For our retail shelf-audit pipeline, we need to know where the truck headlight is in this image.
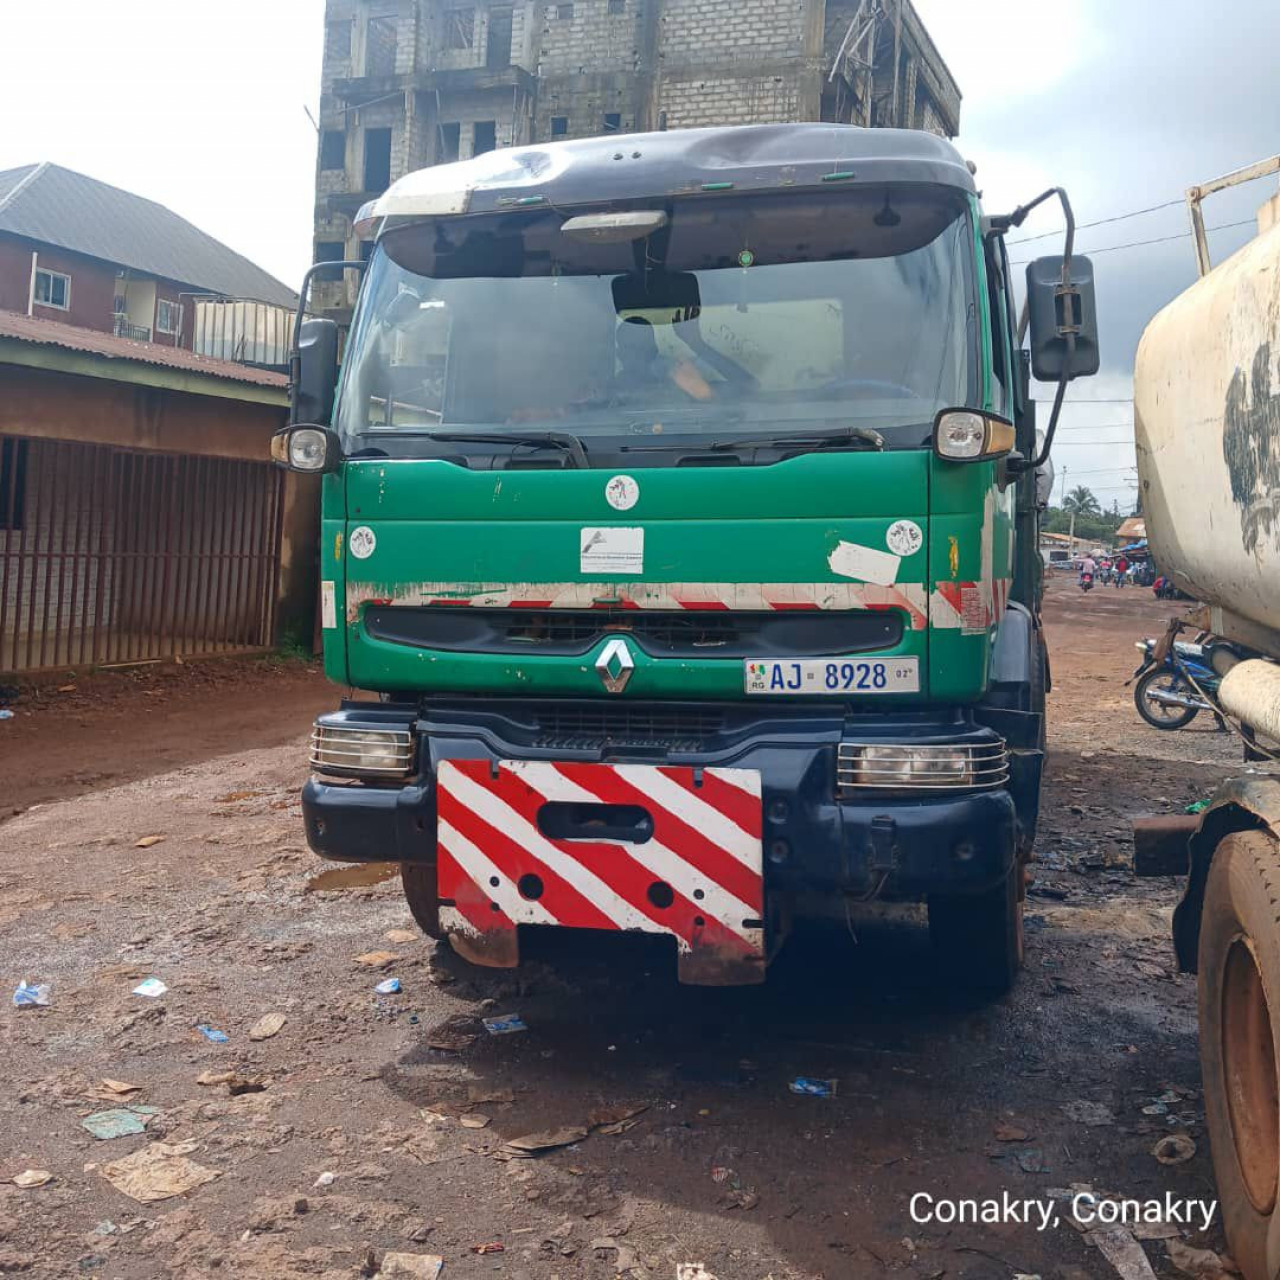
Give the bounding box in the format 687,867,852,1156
310,722,415,778
933,409,1016,462
836,740,1008,795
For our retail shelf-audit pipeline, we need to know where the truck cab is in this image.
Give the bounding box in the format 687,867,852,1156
278,124,1098,992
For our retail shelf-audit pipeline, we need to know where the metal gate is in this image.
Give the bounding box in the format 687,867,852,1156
0,435,285,674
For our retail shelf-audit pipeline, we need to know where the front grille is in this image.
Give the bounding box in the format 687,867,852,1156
835,739,1009,795
531,704,727,752
363,606,901,659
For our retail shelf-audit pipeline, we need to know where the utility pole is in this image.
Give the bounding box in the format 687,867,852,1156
1057,464,1068,507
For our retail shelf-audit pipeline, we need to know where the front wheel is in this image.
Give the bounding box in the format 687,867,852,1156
400,863,442,938
928,862,1024,996
1197,831,1280,1280
1134,668,1200,730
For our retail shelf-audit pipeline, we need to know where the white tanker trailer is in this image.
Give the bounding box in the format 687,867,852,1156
1134,156,1280,1280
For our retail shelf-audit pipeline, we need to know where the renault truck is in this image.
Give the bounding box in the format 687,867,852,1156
275,124,1099,993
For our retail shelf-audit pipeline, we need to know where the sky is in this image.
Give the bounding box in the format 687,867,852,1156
1,0,1277,513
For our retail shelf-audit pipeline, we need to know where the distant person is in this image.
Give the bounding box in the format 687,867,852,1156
1115,554,1129,587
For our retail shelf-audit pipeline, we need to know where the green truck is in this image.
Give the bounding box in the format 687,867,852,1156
277,124,1098,992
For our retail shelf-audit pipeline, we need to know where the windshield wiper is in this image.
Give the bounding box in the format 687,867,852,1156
392,429,589,469
710,425,886,453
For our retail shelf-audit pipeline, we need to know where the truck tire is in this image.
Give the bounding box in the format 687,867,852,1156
400,863,443,939
1197,830,1280,1280
928,862,1024,995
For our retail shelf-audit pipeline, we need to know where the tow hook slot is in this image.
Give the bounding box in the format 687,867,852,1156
537,801,654,845
868,814,898,873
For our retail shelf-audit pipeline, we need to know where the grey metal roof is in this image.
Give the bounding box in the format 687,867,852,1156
0,163,297,308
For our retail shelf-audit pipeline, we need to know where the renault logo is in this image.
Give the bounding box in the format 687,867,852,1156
595,637,635,694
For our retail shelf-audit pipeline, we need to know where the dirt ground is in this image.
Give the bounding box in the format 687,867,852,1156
0,575,1267,1279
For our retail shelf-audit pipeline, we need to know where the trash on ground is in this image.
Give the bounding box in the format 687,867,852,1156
132,978,167,998
497,1126,588,1159
592,1237,639,1270
589,1102,648,1133
425,1022,477,1053
710,1166,732,1183
1088,1224,1159,1280
0,709,13,721
11,1170,52,1188
995,1123,1031,1142
460,1113,491,1129
247,1012,286,1040
471,1241,505,1254
355,950,399,968
99,1142,220,1202
1152,1133,1197,1165
196,1025,229,1043
1061,1100,1116,1126
482,1013,526,1034
1016,1148,1050,1174
226,1074,267,1097
384,929,419,944
789,1077,837,1098
1142,1101,1169,1115
1184,800,1210,815
1165,1239,1237,1278
467,1085,515,1105
12,981,51,1008
196,1071,236,1087
134,835,165,848
375,978,402,995
99,1079,142,1096
82,1106,159,1140
313,1171,336,1188
374,1254,445,1279
677,1265,718,1280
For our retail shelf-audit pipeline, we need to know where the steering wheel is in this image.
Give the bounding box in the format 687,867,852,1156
815,376,919,400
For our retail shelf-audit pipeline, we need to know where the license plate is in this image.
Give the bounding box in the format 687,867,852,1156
744,657,920,695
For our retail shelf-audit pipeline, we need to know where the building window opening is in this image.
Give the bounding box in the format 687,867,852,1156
556,3,573,18
473,120,497,155
438,121,461,162
326,20,352,59
608,0,625,13
445,7,475,48
603,112,621,132
364,127,393,192
320,130,346,171
486,6,513,68
365,15,398,75
156,299,181,335
314,241,346,283
550,116,568,138
33,268,70,310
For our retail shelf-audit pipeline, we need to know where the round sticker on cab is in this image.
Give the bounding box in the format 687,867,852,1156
885,519,923,557
605,475,639,511
348,526,377,560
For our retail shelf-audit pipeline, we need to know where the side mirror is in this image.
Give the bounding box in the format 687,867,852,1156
290,317,340,426
271,425,342,474
1025,254,1099,381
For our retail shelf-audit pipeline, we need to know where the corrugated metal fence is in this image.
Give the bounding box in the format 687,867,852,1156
0,435,284,673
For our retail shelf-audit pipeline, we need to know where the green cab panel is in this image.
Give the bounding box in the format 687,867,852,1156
321,451,1009,703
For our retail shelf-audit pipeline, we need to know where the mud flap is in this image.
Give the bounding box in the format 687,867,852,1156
435,759,766,985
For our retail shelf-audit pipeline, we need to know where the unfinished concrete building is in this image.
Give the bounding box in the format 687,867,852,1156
313,0,961,319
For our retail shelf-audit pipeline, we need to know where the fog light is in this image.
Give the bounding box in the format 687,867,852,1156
310,722,414,778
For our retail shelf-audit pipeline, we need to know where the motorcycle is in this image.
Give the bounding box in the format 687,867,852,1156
1079,570,1095,592
1129,627,1235,730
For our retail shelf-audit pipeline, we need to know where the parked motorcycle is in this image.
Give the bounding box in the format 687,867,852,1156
1130,630,1236,730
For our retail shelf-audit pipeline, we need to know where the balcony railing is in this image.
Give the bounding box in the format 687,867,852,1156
112,317,152,342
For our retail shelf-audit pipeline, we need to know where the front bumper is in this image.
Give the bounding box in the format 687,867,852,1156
303,699,1026,902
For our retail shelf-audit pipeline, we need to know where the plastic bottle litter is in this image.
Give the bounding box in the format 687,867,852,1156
789,1077,838,1098
132,978,167,998
482,1013,527,1035
196,1025,229,1043
12,981,51,1008
0,709,14,721
374,978,402,995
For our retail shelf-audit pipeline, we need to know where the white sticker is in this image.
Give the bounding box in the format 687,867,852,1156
349,525,377,560
828,539,901,586
605,474,639,511
885,519,923,557
321,580,337,630
581,527,644,574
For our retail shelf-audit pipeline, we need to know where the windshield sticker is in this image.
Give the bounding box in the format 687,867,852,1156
886,519,924,557
827,540,901,587
321,581,337,630
605,475,640,511
348,526,377,560
581,527,644,575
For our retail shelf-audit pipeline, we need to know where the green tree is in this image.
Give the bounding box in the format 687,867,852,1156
1063,485,1101,516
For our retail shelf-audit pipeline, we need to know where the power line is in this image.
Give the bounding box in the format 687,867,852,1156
1006,198,1184,248
1033,397,1133,403
1051,438,1137,446
1009,217,1256,267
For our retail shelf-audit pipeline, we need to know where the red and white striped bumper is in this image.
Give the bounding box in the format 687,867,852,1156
436,759,766,985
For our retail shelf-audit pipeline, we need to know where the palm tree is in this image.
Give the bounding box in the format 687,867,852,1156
1063,485,1101,516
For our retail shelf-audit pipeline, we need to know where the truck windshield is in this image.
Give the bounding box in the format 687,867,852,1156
336,185,977,449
